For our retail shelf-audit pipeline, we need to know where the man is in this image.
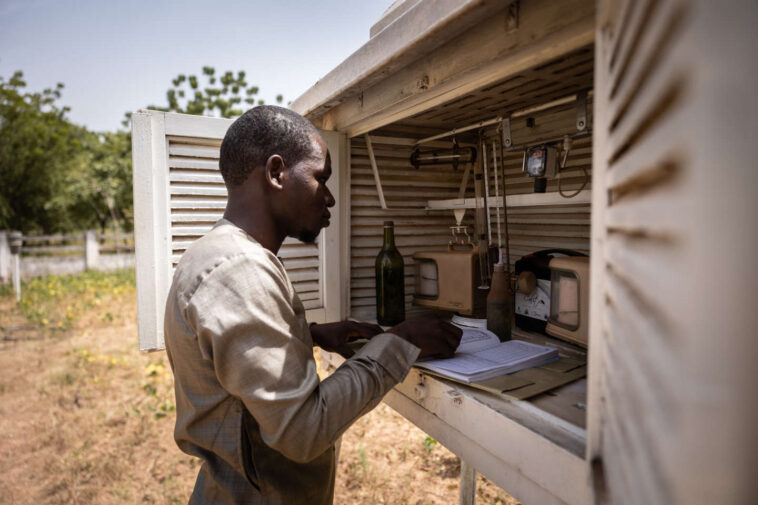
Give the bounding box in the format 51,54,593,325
164,105,462,505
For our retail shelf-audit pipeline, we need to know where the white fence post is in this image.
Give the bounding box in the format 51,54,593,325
9,231,23,301
0,231,9,284
84,230,100,270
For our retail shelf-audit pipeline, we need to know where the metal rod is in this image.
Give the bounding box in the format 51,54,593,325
505,130,592,153
414,90,593,147
472,160,490,289
415,154,467,161
498,128,513,287
481,139,492,243
492,142,502,254
511,90,594,119
364,134,388,210
457,164,471,199
415,116,503,146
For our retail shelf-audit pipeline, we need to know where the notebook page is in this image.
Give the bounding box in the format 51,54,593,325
454,327,501,354
470,340,554,366
419,353,503,375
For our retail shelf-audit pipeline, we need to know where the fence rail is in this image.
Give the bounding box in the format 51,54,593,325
0,230,135,283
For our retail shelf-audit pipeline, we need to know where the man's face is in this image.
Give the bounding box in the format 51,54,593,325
283,134,335,243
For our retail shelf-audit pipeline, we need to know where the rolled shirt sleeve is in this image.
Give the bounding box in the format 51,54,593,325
183,251,419,464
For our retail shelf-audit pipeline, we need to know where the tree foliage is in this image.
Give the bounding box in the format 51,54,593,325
61,130,133,233
1,66,283,234
149,66,283,118
0,71,132,234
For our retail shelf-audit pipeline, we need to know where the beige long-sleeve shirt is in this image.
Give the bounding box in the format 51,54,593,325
164,219,420,505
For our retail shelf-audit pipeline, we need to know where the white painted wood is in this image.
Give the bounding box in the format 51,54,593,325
318,128,347,322
132,111,347,348
388,375,588,505
291,0,509,119
314,1,594,136
370,0,421,38
163,111,232,139
588,1,758,503
132,111,171,351
321,348,588,504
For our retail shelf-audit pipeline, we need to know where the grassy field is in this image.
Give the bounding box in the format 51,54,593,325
0,270,518,504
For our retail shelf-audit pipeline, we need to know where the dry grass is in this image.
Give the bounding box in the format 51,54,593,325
0,270,518,504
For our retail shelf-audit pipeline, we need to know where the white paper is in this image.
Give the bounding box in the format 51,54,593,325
454,327,500,354
415,326,559,382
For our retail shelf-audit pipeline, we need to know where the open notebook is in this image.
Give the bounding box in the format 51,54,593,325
415,326,559,383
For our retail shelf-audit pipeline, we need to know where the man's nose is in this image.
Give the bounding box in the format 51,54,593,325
325,187,335,207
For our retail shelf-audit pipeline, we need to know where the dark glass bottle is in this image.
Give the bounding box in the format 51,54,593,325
375,221,405,326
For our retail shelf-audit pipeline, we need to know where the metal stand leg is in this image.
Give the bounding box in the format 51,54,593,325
460,459,477,505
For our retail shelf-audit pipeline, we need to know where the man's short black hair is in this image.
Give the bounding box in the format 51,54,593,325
219,105,319,186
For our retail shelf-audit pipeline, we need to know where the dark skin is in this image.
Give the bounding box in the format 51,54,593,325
224,133,462,360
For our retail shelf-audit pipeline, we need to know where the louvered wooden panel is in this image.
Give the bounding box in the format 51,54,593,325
166,136,323,310
350,125,592,320
589,0,758,503
349,136,464,321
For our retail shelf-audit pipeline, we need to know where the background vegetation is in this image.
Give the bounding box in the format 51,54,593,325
0,67,282,235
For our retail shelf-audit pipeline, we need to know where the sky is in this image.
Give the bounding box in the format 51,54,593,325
0,0,392,132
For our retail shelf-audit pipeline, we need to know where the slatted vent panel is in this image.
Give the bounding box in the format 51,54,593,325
167,136,323,310
349,136,463,321
350,121,592,320
592,0,707,502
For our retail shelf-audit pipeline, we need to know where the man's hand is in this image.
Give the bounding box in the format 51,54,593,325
310,320,385,358
389,314,462,359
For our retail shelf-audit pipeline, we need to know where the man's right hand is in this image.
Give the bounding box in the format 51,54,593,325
389,314,462,359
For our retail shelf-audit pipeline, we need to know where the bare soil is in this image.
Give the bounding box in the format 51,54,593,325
0,276,518,504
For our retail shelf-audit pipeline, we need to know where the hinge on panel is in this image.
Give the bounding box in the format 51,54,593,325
591,456,610,504
501,117,512,148
576,90,588,132
506,1,520,32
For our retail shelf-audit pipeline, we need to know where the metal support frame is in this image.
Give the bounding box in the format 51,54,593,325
460,459,477,505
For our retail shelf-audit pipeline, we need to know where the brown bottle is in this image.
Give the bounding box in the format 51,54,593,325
487,263,513,341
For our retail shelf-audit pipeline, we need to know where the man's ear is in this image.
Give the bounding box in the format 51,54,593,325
265,154,285,190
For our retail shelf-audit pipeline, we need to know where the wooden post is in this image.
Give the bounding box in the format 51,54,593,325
84,230,99,270
12,254,20,302
0,231,9,284
8,231,22,302
460,459,477,505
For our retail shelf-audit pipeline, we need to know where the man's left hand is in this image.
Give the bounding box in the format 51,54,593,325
310,321,385,358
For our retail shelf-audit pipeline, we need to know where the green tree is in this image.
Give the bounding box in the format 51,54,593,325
61,130,133,233
148,66,283,118
1,71,133,234
0,71,91,233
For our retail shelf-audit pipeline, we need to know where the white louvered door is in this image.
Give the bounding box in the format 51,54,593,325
132,111,345,351
588,1,758,504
